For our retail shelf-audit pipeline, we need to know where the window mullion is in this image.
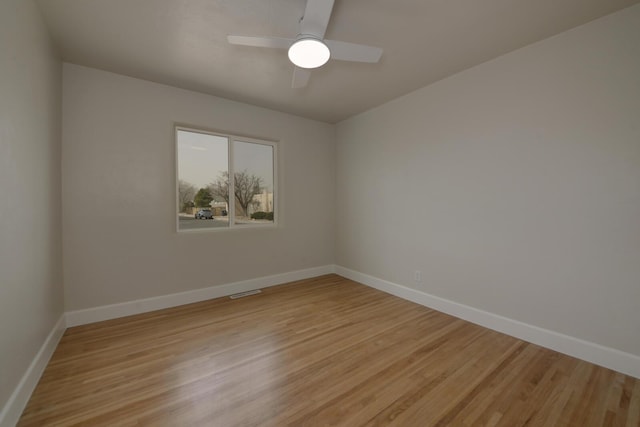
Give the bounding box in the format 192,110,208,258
228,136,235,227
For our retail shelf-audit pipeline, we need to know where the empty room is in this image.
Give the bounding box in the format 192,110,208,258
1,0,639,425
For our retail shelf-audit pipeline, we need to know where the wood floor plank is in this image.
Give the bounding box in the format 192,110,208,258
17,274,640,426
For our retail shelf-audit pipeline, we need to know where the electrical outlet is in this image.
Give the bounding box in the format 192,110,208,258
414,270,422,282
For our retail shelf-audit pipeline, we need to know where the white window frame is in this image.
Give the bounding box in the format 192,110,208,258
175,125,278,232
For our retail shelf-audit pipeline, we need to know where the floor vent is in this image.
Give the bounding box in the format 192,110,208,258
229,289,262,299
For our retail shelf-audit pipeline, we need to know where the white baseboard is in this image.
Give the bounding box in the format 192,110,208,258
66,265,336,327
335,265,640,379
0,314,66,427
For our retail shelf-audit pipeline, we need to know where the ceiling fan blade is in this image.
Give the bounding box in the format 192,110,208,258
227,35,294,49
300,0,335,39
292,67,312,88
324,39,383,63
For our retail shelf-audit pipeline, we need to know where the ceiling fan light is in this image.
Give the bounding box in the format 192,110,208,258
288,38,330,69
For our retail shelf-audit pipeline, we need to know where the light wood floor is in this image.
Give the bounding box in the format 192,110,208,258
19,274,640,426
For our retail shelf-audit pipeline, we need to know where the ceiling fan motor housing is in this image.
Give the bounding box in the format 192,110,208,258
288,36,331,69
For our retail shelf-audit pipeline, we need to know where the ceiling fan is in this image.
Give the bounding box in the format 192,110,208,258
227,0,383,89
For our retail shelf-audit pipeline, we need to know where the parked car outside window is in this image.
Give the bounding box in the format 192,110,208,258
195,209,214,219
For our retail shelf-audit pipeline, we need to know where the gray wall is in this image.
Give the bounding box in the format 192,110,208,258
336,5,640,357
62,64,336,310
0,0,63,412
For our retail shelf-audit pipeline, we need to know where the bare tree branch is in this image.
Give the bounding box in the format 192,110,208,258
178,179,196,211
234,171,263,217
209,172,230,205
208,170,263,217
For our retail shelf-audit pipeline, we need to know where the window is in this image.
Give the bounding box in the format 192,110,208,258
176,127,276,231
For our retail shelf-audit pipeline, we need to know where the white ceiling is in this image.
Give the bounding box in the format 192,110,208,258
37,0,639,123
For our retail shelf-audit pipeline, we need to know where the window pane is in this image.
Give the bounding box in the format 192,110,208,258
233,140,275,225
177,130,229,230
